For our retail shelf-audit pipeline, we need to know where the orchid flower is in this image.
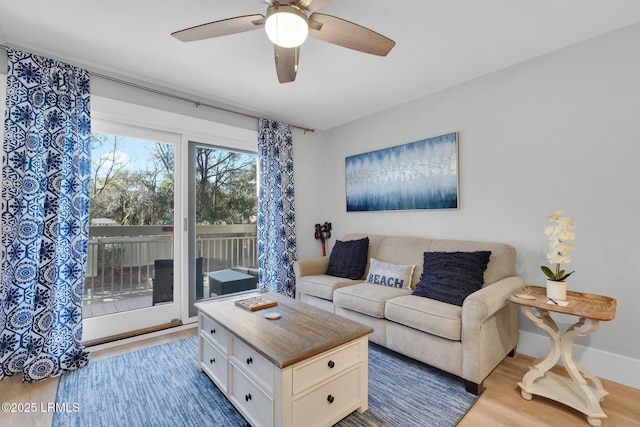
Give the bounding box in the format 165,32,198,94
541,211,576,281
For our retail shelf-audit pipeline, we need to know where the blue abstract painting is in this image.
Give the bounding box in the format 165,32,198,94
346,133,459,212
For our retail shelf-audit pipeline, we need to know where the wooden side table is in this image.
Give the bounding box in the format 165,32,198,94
510,285,617,427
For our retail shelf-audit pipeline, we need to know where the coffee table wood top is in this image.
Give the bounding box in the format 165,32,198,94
510,285,616,321
195,291,373,368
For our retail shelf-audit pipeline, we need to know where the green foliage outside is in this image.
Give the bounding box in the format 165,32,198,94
89,133,257,226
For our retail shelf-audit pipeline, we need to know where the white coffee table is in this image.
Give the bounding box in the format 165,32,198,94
196,291,373,427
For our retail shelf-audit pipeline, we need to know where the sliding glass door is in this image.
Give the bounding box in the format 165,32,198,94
187,142,258,317
81,125,257,339
82,121,181,343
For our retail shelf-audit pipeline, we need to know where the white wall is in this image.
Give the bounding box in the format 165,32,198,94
293,23,640,387
90,74,257,134
291,127,330,261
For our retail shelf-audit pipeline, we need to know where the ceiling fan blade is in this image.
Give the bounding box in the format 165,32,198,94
172,14,265,42
297,0,332,13
308,13,395,56
274,45,299,83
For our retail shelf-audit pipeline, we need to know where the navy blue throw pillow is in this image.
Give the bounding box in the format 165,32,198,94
412,251,491,306
326,237,370,280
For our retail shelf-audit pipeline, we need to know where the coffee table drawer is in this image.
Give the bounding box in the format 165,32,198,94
230,363,273,427
292,341,360,394
231,337,275,392
292,367,360,427
201,314,228,352
200,335,228,392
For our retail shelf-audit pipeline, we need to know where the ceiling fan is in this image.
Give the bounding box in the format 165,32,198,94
171,0,396,83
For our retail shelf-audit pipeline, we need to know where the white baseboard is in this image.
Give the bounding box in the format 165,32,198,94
516,329,640,390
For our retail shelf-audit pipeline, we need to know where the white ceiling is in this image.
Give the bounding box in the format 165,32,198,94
1,0,640,130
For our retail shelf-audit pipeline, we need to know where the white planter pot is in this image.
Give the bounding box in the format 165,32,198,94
546,279,567,300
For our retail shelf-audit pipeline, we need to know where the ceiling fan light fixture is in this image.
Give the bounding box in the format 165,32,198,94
265,5,309,48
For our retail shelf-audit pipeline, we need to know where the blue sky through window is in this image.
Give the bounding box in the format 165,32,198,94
91,133,170,176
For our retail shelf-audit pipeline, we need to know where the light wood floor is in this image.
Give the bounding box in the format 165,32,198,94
1,328,638,427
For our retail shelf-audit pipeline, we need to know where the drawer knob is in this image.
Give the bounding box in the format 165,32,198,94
210,328,216,334
328,360,335,369
209,358,215,364
246,357,253,365
327,395,335,404
245,393,252,402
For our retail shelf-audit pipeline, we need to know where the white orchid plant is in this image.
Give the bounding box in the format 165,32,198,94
541,211,576,282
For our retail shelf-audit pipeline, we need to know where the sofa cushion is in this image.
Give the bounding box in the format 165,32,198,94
385,295,462,341
412,251,491,306
297,275,363,301
326,237,370,280
334,283,411,318
365,258,415,290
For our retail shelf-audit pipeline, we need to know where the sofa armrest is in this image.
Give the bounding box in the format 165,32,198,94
294,256,330,278
463,276,524,320
461,275,524,384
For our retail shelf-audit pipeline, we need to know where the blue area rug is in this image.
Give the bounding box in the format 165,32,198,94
54,336,476,426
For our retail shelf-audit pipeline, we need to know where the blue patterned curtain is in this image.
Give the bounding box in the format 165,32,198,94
0,49,91,382
257,118,297,297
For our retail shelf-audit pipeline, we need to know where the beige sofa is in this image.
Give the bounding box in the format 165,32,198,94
294,234,523,395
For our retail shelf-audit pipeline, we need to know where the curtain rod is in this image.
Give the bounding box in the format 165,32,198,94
0,44,314,133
